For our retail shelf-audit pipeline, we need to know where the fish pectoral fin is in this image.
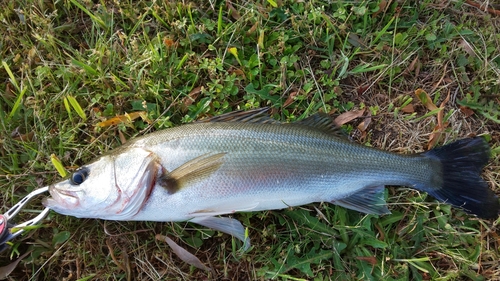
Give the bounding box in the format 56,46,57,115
332,185,391,215
158,152,226,194
191,216,250,251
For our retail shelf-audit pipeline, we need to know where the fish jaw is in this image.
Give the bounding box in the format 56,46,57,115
43,185,81,215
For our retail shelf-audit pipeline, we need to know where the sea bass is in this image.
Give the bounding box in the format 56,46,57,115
43,108,500,247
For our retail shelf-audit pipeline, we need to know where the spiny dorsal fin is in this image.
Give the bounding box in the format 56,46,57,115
294,113,347,138
198,108,347,138
197,107,279,124
158,152,226,194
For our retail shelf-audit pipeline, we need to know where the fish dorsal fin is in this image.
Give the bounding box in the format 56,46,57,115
158,152,226,194
295,113,346,138
197,107,279,124
332,185,390,215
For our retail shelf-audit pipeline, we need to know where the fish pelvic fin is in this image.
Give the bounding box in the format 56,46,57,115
158,152,226,194
422,137,499,219
191,216,250,251
333,185,391,215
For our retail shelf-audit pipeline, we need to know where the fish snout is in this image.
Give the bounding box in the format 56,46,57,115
43,185,81,210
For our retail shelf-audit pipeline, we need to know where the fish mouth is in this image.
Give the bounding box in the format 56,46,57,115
42,185,80,209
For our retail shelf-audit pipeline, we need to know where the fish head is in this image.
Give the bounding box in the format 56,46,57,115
43,148,159,220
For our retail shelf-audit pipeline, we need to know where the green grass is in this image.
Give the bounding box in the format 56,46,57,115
1,0,499,280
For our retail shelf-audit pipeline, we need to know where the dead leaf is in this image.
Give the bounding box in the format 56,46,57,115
407,56,418,72
226,0,241,20
0,250,32,279
427,121,449,150
283,91,299,108
97,111,147,127
404,56,420,77
181,86,203,112
163,38,175,48
118,130,127,145
372,0,389,17
357,112,371,140
156,234,212,272
414,89,438,111
374,223,385,241
4,82,15,99
246,21,259,35
228,67,246,79
356,256,377,266
427,90,451,149
458,39,474,56
356,85,369,95
437,90,451,126
357,113,371,132
401,104,414,113
334,109,365,126
460,106,474,117
12,131,35,142
430,64,448,94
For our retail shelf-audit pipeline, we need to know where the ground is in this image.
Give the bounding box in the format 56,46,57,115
0,0,499,280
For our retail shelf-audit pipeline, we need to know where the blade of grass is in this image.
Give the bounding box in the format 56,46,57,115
69,0,107,29
50,154,67,177
66,96,87,121
7,87,27,121
71,59,98,77
2,61,20,92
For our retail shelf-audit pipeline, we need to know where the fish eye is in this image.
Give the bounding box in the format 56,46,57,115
70,167,89,185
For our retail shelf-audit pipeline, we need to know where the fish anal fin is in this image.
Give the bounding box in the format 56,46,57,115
197,107,279,124
191,216,250,251
295,113,347,138
158,152,226,194
333,185,390,215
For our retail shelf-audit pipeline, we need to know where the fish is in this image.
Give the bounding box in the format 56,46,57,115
42,108,500,248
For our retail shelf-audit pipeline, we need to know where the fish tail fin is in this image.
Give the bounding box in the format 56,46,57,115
422,137,499,219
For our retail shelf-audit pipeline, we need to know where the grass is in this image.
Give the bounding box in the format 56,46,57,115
1,0,499,280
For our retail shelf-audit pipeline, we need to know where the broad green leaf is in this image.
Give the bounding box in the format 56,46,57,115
52,231,71,246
